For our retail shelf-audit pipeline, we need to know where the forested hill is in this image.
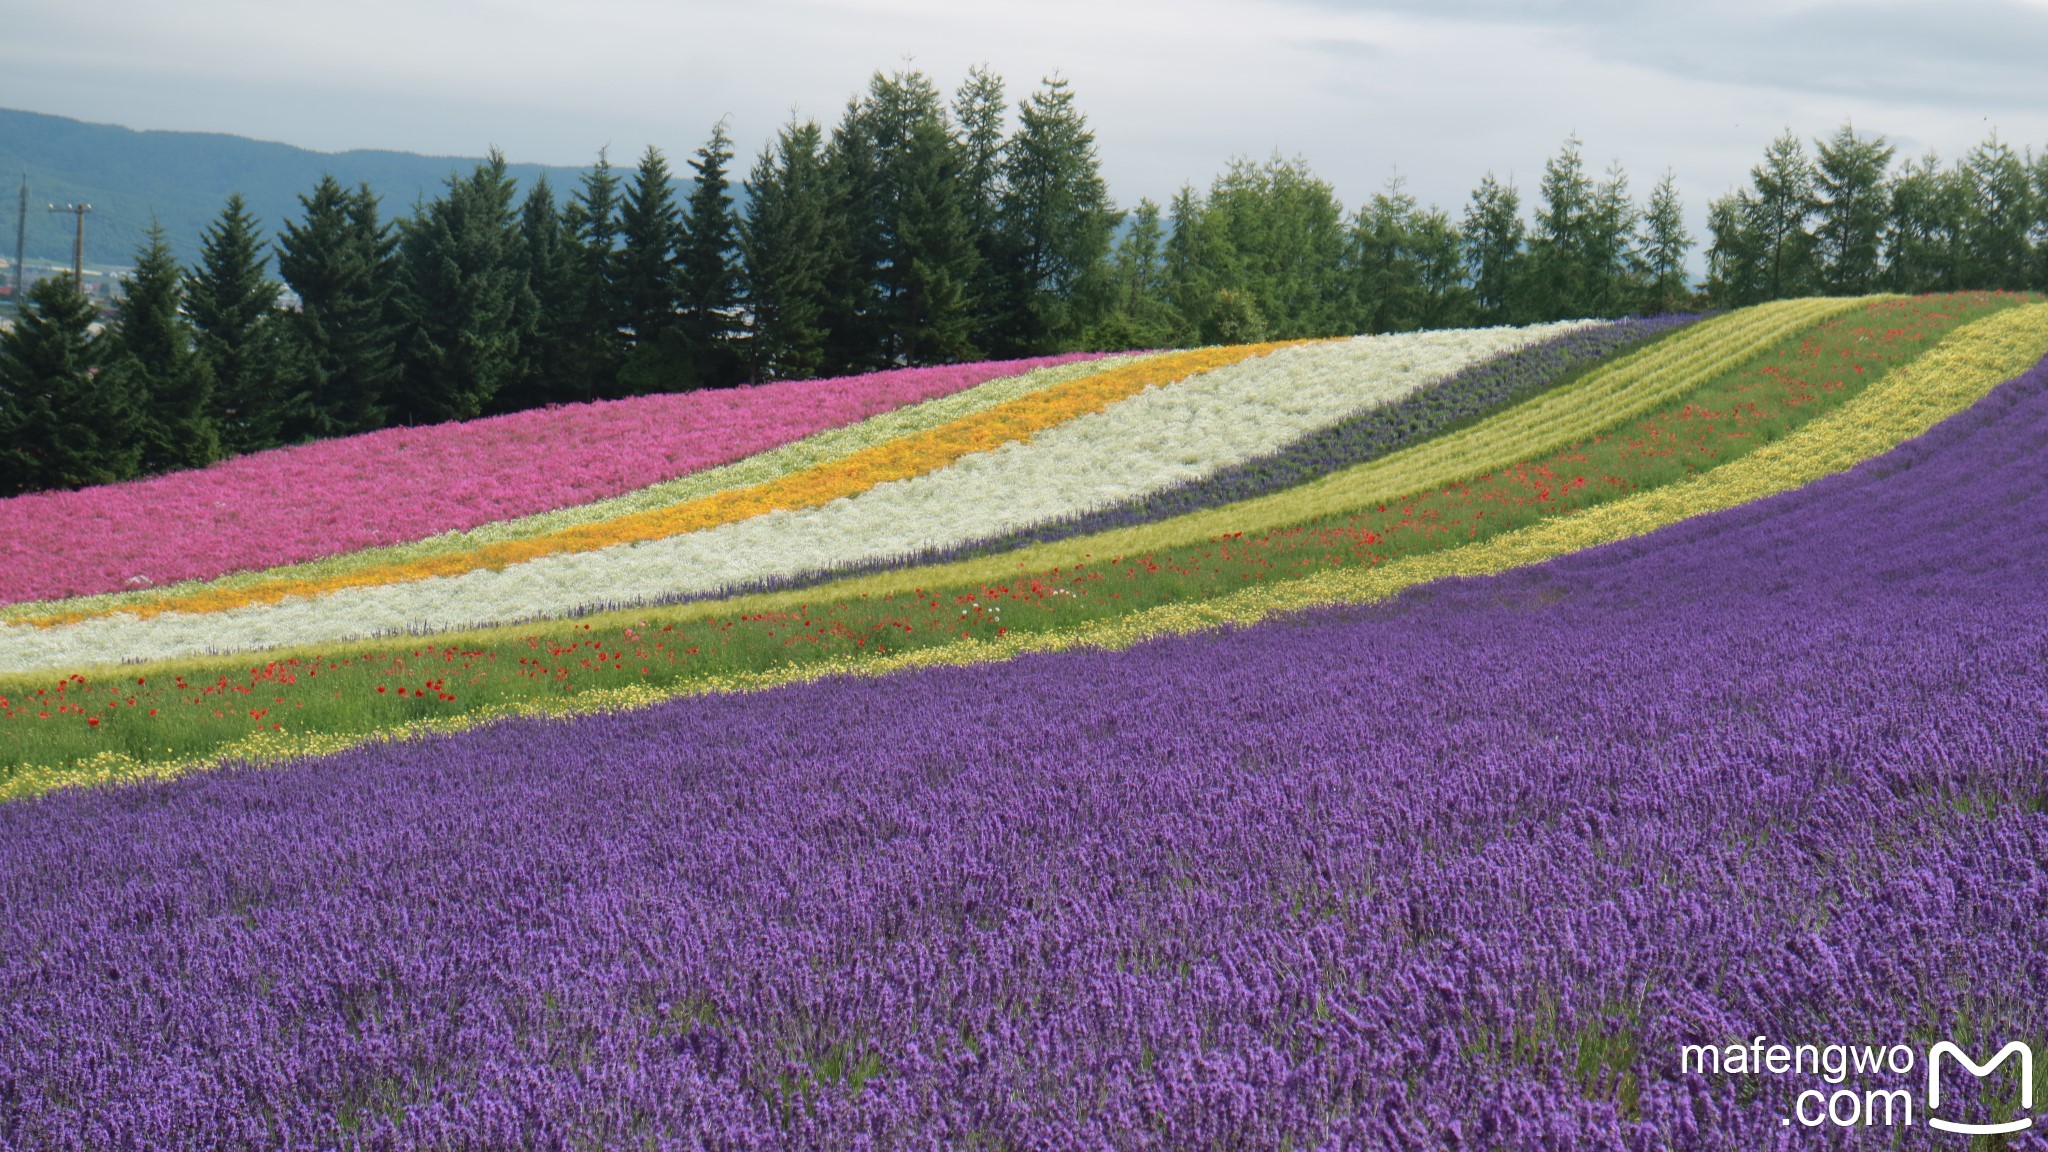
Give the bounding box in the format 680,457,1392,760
0,107,593,269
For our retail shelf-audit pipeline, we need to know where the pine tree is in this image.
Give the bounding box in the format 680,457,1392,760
0,275,138,492
1585,164,1640,316
1886,152,1971,293
1409,207,1474,330
820,93,889,374
823,72,981,368
1350,177,1423,334
1201,156,1348,339
741,120,835,382
560,151,625,402
277,176,401,437
109,224,219,473
954,65,1010,350
1086,196,1174,350
1162,185,1214,344
1705,189,1768,307
1812,124,1894,294
1748,131,1818,300
2034,151,2048,292
1528,136,1597,319
679,123,745,387
498,175,578,410
614,144,686,394
892,112,980,363
1638,171,1694,312
997,75,1117,353
1962,135,2035,290
392,151,530,423
186,194,291,453
1462,173,1526,325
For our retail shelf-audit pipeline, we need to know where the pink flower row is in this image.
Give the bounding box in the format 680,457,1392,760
2,355,1105,606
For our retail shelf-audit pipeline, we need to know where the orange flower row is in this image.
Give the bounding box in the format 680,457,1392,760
30,342,1302,628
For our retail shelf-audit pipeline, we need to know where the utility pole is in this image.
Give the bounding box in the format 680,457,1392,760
48,202,92,288
11,176,24,314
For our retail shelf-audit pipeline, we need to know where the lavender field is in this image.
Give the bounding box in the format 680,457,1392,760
3,353,2045,1148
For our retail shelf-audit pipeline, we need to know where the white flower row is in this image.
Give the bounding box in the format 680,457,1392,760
0,323,1586,673
6,355,1147,622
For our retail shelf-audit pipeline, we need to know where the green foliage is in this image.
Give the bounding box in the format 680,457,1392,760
108,224,219,472
1887,152,1972,294
613,145,686,396
741,121,834,382
559,151,625,403
679,123,745,388
277,177,401,438
186,194,291,453
496,176,579,411
996,75,1117,353
1812,125,1894,295
822,71,982,370
1197,156,1349,340
1962,136,2035,291
1085,197,1175,350
0,275,137,492
392,151,530,423
1637,172,1694,313
1526,137,1641,319
1462,173,1527,325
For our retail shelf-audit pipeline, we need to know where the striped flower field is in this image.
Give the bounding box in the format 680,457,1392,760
3,292,2047,1149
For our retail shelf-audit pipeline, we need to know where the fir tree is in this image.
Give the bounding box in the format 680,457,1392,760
1962,135,2034,290
392,151,530,422
953,64,1011,350
1704,189,1768,307
1086,196,1174,350
679,123,745,387
1200,156,1348,339
997,75,1117,353
560,150,625,402
1462,173,1526,325
1409,207,1474,330
0,276,138,492
741,120,834,382
1585,163,1640,316
109,224,219,473
1886,152,1971,293
614,144,686,394
498,175,579,410
1812,124,1894,295
823,72,981,368
1350,177,1424,334
1162,185,1214,345
890,110,980,363
277,176,400,437
1748,131,1818,300
186,194,291,453
1637,171,1694,313
1528,136,1597,319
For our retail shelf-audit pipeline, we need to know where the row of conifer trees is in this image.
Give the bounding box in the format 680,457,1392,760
5,65,2048,495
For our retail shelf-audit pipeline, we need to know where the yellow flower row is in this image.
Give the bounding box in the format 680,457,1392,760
21,304,2040,802
3,356,1145,624
649,297,1874,621
24,343,1298,630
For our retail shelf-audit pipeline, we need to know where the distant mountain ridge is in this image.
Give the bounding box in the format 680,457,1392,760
0,107,601,273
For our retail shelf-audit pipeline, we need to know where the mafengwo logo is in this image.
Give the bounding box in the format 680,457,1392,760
1927,1041,2033,1136
1680,1037,2035,1133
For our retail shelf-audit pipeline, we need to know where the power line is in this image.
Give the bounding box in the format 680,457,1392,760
48,201,92,288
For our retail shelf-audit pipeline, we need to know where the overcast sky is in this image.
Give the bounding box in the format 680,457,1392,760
6,0,2048,235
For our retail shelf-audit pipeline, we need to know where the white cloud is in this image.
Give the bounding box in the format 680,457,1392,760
3,0,2044,240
